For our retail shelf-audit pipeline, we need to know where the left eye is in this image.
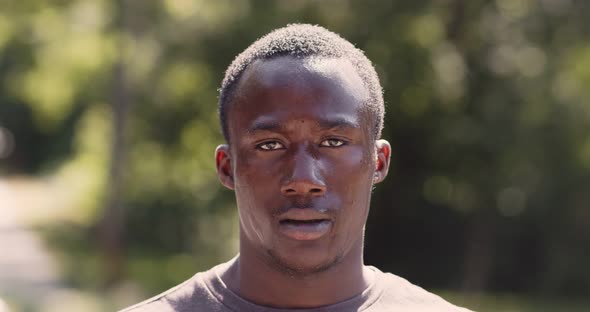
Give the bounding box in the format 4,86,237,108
320,139,345,147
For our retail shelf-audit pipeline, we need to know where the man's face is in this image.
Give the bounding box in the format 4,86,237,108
216,56,390,275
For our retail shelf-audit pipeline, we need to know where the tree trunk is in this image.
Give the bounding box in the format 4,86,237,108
97,0,132,288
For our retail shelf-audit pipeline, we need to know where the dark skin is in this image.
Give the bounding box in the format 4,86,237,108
215,56,391,308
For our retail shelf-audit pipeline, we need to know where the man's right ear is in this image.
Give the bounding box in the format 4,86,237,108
215,144,235,190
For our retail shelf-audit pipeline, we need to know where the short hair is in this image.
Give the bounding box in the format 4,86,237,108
218,24,384,143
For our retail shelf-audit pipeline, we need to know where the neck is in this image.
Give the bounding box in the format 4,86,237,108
222,234,373,309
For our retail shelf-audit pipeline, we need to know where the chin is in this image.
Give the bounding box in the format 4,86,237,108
266,247,344,277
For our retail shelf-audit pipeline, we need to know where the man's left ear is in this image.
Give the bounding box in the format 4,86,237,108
373,139,391,184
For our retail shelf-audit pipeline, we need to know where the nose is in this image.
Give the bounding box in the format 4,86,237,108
281,150,326,197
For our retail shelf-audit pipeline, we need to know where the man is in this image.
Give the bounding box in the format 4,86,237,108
123,24,471,311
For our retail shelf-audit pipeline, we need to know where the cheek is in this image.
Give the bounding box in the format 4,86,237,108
234,155,279,197
233,166,276,244
326,146,374,187
327,146,374,222
232,153,278,216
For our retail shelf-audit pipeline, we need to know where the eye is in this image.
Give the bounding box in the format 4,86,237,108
256,141,285,151
320,138,346,147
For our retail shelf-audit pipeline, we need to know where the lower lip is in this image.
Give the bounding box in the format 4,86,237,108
278,220,332,241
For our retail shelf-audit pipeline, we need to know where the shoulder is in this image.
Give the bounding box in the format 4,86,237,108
120,298,170,312
119,257,241,312
118,270,222,312
118,274,197,312
370,269,473,312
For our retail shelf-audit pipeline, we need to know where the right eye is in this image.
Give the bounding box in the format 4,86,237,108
256,141,285,151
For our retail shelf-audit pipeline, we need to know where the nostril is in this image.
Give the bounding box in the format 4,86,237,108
281,183,326,196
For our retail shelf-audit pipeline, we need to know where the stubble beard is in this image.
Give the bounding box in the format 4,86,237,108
265,247,345,279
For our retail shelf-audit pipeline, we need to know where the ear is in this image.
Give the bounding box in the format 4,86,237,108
373,139,391,184
215,144,235,190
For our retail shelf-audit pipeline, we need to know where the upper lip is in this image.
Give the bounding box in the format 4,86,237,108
278,208,332,222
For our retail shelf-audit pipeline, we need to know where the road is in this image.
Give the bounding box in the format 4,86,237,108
0,178,62,310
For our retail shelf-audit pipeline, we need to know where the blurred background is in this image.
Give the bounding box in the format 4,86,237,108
0,0,589,311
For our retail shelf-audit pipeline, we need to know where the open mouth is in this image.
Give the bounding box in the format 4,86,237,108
278,219,332,241
277,208,333,240
279,219,329,225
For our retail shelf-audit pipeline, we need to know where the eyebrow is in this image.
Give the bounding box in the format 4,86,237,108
248,119,283,133
248,116,360,134
318,117,360,129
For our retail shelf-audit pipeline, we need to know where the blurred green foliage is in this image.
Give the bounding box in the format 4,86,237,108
0,0,589,309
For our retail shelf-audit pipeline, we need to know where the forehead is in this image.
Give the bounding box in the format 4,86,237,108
229,56,371,135
237,56,369,102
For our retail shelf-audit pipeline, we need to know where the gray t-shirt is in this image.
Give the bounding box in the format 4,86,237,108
121,258,472,312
